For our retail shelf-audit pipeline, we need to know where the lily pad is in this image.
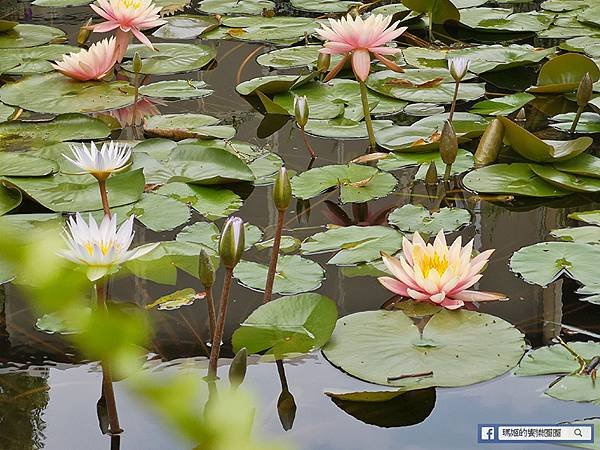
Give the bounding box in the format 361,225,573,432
459,8,553,33
378,149,474,179
176,221,263,252
257,45,342,69
156,182,242,220
145,288,206,311
470,93,535,116
0,185,22,216
255,236,301,254
323,307,525,388
569,210,600,226
510,242,600,287
402,0,460,24
0,24,65,49
388,205,471,235
122,43,216,75
0,44,81,75
515,342,600,377
291,164,397,204
0,73,135,114
530,164,600,193
199,0,274,15
35,309,90,335
152,15,220,40
528,53,600,94
231,293,338,357
462,163,571,197
233,255,325,295
144,114,235,140
0,153,58,177
301,225,404,265
551,226,600,245
550,112,600,133
220,16,317,46
304,118,393,139
290,0,361,13
139,80,213,100
236,75,304,96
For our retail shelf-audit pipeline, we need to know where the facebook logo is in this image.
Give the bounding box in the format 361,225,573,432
481,427,496,441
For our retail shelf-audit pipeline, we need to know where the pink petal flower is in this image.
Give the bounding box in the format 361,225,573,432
378,276,409,296
351,48,371,82
52,37,117,81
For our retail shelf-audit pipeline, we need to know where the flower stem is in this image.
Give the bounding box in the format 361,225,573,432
428,10,434,42
300,127,316,159
205,286,216,340
358,80,377,151
208,267,234,379
98,179,111,217
570,106,585,133
444,163,452,181
263,209,285,304
449,81,460,123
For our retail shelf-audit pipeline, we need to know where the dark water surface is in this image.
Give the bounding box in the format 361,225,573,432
2,1,600,449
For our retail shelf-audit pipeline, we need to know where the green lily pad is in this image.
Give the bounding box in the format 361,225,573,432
515,342,600,376
388,205,471,235
233,255,325,295
530,164,600,193
551,226,600,245
144,114,235,140
462,163,571,197
156,182,242,220
122,43,216,75
145,288,206,311
459,8,553,33
35,308,90,335
550,112,600,133
257,45,342,69
236,75,304,96
569,210,600,226
0,24,65,49
152,15,220,40
323,307,525,389
33,0,92,5
470,93,535,116
255,236,301,254
176,221,262,252
304,118,393,139
510,242,600,287
378,149,474,179
231,293,338,357
199,0,274,15
2,168,145,213
402,0,460,24
499,116,592,163
220,16,317,46
0,44,81,75
0,153,58,177
291,164,397,204
0,73,135,114
0,185,22,216
290,0,361,12
528,53,600,94
139,80,213,100
301,225,404,265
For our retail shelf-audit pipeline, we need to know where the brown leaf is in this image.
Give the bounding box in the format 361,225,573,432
350,152,389,164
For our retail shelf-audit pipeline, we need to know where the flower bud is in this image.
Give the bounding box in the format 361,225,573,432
425,161,438,185
133,51,143,74
294,95,309,128
77,18,93,46
273,167,292,212
219,216,245,269
316,52,331,73
515,107,526,124
577,72,593,107
229,347,247,388
448,57,470,82
440,120,458,165
198,248,215,288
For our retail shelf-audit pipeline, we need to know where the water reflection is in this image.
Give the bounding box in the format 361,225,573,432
275,359,296,431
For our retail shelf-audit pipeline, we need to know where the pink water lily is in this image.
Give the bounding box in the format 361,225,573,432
90,0,166,62
378,230,506,310
52,37,117,81
316,14,407,82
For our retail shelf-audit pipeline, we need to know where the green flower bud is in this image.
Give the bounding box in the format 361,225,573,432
198,249,215,288
294,95,309,128
77,18,93,46
219,216,245,269
273,167,292,211
577,72,593,108
316,52,331,73
425,160,438,185
439,120,458,166
133,51,143,74
229,347,247,388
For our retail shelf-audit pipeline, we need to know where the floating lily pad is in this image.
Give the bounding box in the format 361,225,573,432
323,306,525,388
0,73,135,114
291,164,397,204
139,80,213,100
402,0,460,24
551,226,600,245
122,43,216,75
378,149,474,179
550,112,600,133
220,16,318,46
528,53,600,94
231,293,338,357
0,153,58,177
290,0,361,13
459,8,553,33
0,185,22,216
145,288,206,311
388,205,471,235
510,242,600,287
152,15,220,39
305,118,393,140
530,164,600,193
255,236,301,254
569,210,600,226
35,308,90,335
32,0,91,5
257,45,342,69
0,44,81,75
176,221,262,252
462,163,571,197
470,93,535,116
144,114,235,140
234,255,325,295
199,0,274,14
0,24,65,49
156,182,242,220
301,226,404,265
236,75,304,96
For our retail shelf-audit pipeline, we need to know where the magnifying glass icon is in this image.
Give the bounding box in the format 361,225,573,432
574,428,583,438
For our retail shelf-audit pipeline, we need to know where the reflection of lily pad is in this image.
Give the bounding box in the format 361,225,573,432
388,205,471,235
291,164,397,204
122,43,216,75
234,255,325,295
323,306,525,388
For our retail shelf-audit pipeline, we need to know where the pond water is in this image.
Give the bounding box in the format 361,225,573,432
2,1,600,449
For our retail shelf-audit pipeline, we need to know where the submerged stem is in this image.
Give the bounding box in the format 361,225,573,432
98,179,111,217
300,127,316,159
449,81,460,123
208,267,234,378
358,80,377,151
570,106,585,133
263,209,286,304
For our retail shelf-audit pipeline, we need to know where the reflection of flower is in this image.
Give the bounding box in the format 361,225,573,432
108,98,161,127
64,141,132,181
90,0,166,62
52,37,117,81
378,231,505,310
316,14,407,82
60,213,157,280
448,57,470,82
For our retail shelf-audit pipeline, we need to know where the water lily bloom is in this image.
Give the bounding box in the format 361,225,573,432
64,141,132,181
60,213,157,280
90,0,166,62
378,230,506,310
294,95,309,128
316,14,407,82
52,37,117,81
448,57,471,82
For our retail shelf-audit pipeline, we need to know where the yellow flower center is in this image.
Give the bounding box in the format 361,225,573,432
84,241,117,256
416,252,449,278
119,0,142,9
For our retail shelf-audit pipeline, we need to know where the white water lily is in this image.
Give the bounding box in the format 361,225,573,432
60,213,157,280
448,57,471,82
64,141,132,181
